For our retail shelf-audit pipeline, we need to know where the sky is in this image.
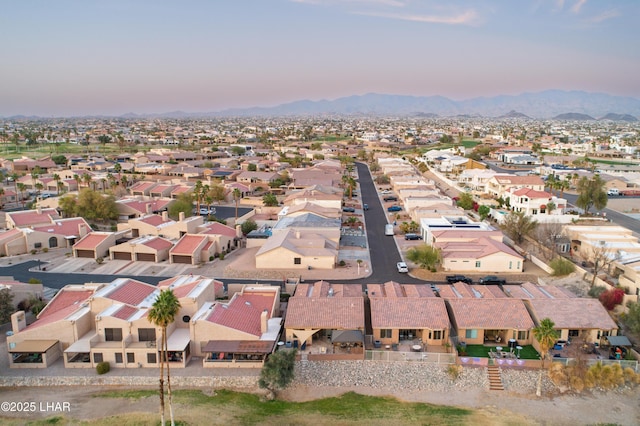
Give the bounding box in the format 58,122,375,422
1,0,639,116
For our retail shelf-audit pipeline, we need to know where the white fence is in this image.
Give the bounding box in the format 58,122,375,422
365,350,456,364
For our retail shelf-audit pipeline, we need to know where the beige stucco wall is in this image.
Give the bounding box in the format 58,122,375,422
441,252,523,273
256,248,336,270
191,321,258,357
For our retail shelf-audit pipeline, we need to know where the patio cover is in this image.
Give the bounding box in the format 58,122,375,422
202,340,275,354
606,336,632,346
331,330,364,344
8,340,58,353
167,328,190,351
64,333,96,353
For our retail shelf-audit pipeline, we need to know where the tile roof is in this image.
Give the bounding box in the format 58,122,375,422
511,188,552,199
104,279,157,306
138,214,171,227
142,236,173,251
111,305,139,321
436,237,522,260
32,217,90,237
25,289,93,330
207,293,275,336
73,233,110,249
447,299,534,329
285,297,364,329
528,299,617,330
8,208,59,227
199,222,237,238
171,234,208,254
370,298,449,329
367,281,435,298
493,175,545,185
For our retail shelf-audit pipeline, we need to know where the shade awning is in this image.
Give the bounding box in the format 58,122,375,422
331,330,364,343
202,340,275,354
9,340,58,353
64,333,95,353
166,328,190,351
606,335,632,346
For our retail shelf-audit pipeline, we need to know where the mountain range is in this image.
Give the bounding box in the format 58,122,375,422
5,90,640,120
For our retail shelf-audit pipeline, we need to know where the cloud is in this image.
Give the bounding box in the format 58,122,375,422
354,9,479,25
291,0,406,6
571,0,587,14
585,8,619,24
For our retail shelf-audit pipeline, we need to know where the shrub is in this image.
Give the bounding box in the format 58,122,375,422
550,257,575,276
96,257,104,265
30,249,37,255
339,260,346,267
209,256,214,261
96,362,110,375
588,286,607,299
42,248,48,253
599,287,625,310
447,364,462,380
219,251,226,260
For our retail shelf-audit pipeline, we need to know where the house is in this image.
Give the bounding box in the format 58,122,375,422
196,221,239,254
367,281,450,348
73,232,117,259
434,233,524,273
507,188,568,221
5,208,60,230
122,212,203,240
255,229,338,270
284,281,364,357
115,198,173,220
485,175,545,198
193,286,281,368
109,235,173,262
283,185,343,210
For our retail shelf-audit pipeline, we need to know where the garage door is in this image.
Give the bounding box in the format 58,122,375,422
172,255,192,264
113,252,132,261
136,253,156,262
76,250,94,258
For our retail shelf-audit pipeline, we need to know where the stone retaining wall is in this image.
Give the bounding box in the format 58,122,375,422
0,375,259,389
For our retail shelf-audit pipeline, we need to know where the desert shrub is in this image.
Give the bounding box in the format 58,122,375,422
219,250,226,260
30,249,37,255
339,260,346,267
96,362,110,375
96,257,104,265
446,364,462,380
28,278,42,284
588,286,607,299
42,248,48,253
209,256,214,261
550,257,575,276
599,287,625,310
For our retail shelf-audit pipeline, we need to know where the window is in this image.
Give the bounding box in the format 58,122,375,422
138,328,156,342
433,330,442,340
380,329,392,338
518,330,529,340
94,353,103,363
465,329,478,339
105,328,122,342
126,353,135,363
34,242,42,249
294,257,301,265
115,353,123,364
475,261,481,268
568,330,579,337
147,353,157,364
509,261,512,270
49,237,58,248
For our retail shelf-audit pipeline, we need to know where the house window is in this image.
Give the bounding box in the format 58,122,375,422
475,261,481,268
147,353,157,364
94,353,103,363
433,330,442,340
509,261,512,270
105,328,122,342
518,330,529,340
380,329,392,338
34,242,42,249
517,261,521,270
294,257,301,265
49,237,58,248
568,330,579,337
115,353,123,364
138,328,156,342
127,353,135,363
532,209,538,215
465,329,478,339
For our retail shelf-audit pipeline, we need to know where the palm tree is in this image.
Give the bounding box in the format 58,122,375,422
16,182,27,208
82,173,92,189
52,174,62,194
532,318,559,396
232,188,241,221
0,187,5,209
193,180,204,212
148,289,181,426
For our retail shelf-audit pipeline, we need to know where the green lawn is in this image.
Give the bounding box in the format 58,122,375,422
462,344,539,360
460,140,481,148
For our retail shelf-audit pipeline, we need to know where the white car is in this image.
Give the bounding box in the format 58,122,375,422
396,262,409,273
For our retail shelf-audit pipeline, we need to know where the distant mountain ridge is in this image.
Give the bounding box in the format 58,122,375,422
4,90,640,119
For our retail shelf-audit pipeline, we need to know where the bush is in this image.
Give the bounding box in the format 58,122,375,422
588,286,607,299
96,362,110,375
209,256,214,261
30,249,37,255
447,364,463,380
550,257,575,276
42,248,48,253
339,260,346,267
28,278,42,284
599,287,625,310
96,257,104,265
219,251,226,260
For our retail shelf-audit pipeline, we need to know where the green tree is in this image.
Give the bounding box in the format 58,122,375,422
0,288,14,324
208,183,226,204
58,193,79,217
168,193,193,219
478,205,490,220
258,349,297,398
532,318,559,396
621,301,640,334
501,211,538,244
16,182,27,208
262,193,279,207
406,245,441,270
456,193,474,210
240,219,258,235
230,146,245,156
148,289,181,426
576,175,607,214
75,189,118,221
51,154,67,165
247,163,257,172
232,188,242,221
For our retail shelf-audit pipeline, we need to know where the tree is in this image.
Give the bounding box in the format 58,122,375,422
247,163,257,172
232,188,242,221
262,193,279,207
532,318,559,396
258,349,297,398
599,287,625,311
456,193,474,210
501,211,538,244
478,205,490,220
16,182,27,208
621,301,640,334
240,219,258,235
406,245,441,270
209,182,226,204
0,288,14,324
58,194,79,217
148,289,181,426
168,193,193,219
576,175,607,214
588,241,620,288
51,154,67,165
533,222,564,261
75,189,118,221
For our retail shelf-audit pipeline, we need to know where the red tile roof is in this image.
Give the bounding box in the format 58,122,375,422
105,279,156,306
142,237,173,251
285,297,364,329
370,298,450,329
528,299,617,330
111,305,139,320
25,289,93,330
511,188,552,199
73,233,110,249
199,222,237,238
171,234,207,255
207,293,275,336
8,208,59,227
448,299,534,329
32,217,90,237
138,215,171,227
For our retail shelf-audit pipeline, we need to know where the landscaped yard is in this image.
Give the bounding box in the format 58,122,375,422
461,344,540,360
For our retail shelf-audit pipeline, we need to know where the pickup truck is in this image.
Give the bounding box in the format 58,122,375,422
479,275,506,285
446,275,472,284
383,196,398,202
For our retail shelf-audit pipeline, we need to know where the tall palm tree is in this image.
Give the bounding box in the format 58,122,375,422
232,188,241,221
532,317,558,396
0,187,5,209
148,289,181,426
16,182,27,208
193,180,204,213
52,174,62,194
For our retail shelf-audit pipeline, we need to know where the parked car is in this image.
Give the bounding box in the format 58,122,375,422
342,206,356,212
199,207,216,215
363,204,369,211
479,275,506,285
446,275,472,284
396,262,409,273
387,205,402,212
404,233,422,240
383,196,398,202
380,190,392,194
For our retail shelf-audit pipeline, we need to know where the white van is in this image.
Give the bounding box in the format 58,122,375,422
607,188,619,196
385,224,394,236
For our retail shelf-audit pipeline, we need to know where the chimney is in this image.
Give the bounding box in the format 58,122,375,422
260,309,269,334
162,211,168,221
146,203,151,214
37,205,42,215
179,212,185,221
235,225,243,239
78,224,88,237
295,231,301,239
11,311,27,334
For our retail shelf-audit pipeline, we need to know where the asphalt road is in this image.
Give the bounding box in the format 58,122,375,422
562,192,640,235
